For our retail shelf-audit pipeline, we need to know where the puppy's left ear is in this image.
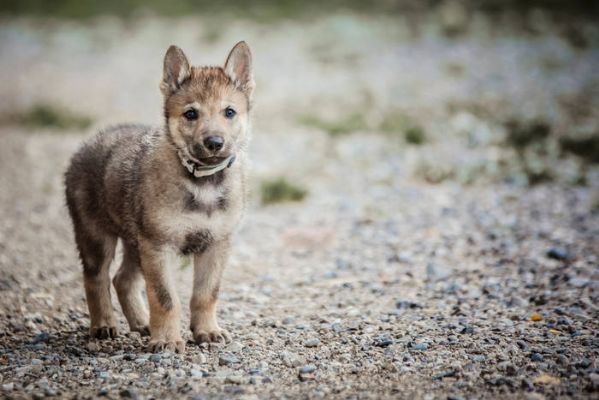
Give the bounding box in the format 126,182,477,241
224,41,254,98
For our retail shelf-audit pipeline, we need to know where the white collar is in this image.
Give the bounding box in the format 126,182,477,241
177,150,236,178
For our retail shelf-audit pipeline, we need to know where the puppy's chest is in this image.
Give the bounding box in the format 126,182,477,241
154,180,243,249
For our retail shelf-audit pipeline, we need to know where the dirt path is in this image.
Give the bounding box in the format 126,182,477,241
1,14,598,399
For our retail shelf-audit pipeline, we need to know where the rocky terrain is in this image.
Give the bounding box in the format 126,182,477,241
0,7,598,399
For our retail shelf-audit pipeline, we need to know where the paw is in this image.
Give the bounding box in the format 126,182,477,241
90,326,118,339
193,327,231,344
147,339,185,353
131,325,150,337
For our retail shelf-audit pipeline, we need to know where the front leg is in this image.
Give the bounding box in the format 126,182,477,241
139,239,185,353
190,238,231,344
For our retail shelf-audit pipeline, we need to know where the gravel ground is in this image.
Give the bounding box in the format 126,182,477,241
0,12,598,400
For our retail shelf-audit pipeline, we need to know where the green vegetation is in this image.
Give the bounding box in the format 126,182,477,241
504,119,551,150
299,113,368,137
260,178,307,205
413,161,455,184
404,126,426,145
560,134,599,164
300,110,427,144
1,0,595,20
379,111,427,144
9,104,93,130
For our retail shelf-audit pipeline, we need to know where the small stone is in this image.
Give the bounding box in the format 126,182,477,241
2,383,14,392
411,342,429,351
98,371,110,380
190,369,203,378
303,338,320,348
426,263,451,281
373,335,393,347
280,351,303,367
149,354,161,363
134,358,146,365
193,353,207,364
219,353,239,366
87,342,100,352
98,388,109,396
32,332,50,344
225,374,243,385
225,341,244,353
395,300,421,309
432,370,456,380
530,353,544,362
568,278,589,288
459,326,475,334
322,271,338,279
119,388,137,399
530,313,542,322
31,358,42,365
398,252,412,264
547,247,569,261
299,364,317,374
471,355,486,362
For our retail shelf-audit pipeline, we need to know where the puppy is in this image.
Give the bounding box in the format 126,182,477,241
65,42,254,353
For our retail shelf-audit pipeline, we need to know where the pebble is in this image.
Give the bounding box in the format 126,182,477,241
280,351,303,367
32,332,50,344
395,300,421,309
547,247,569,261
411,342,429,351
568,278,589,288
225,374,243,385
373,335,393,347
303,338,320,348
426,263,451,281
149,354,161,363
530,353,544,362
87,342,100,352
2,383,14,392
226,341,244,353
299,364,317,374
219,353,239,366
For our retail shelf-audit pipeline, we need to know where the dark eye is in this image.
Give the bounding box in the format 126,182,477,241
224,107,236,119
183,109,198,121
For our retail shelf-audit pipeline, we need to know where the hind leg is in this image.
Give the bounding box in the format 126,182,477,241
76,227,118,339
113,244,150,336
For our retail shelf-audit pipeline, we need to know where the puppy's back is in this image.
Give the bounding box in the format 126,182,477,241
65,124,155,237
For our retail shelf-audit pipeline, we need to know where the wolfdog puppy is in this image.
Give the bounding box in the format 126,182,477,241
65,42,254,353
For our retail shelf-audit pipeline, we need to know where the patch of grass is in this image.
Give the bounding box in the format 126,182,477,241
414,161,455,184
559,134,599,164
299,113,368,137
404,125,426,145
260,178,307,205
11,104,93,130
504,119,551,150
379,111,427,145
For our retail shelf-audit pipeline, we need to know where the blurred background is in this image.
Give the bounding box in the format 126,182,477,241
1,0,598,198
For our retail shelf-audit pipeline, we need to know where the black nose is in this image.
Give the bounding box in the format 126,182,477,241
204,136,224,152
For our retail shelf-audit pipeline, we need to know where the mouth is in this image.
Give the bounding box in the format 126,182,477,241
196,155,230,166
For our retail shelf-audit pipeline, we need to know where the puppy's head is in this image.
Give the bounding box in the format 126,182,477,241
161,42,254,166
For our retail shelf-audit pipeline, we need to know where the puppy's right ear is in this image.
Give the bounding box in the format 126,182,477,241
161,45,191,96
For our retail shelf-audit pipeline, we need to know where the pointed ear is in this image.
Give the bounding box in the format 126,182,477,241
161,45,191,96
224,41,254,97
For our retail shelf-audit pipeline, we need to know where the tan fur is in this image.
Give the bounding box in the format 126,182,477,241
65,42,254,353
